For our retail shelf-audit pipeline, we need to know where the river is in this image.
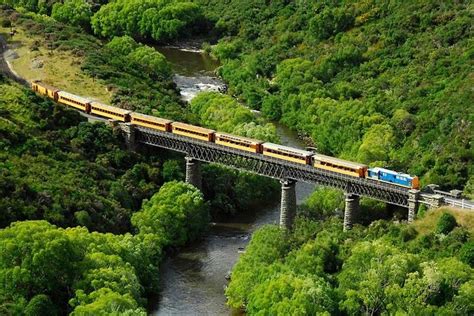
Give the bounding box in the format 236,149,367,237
150,47,315,315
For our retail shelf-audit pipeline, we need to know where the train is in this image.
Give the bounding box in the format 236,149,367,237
31,80,420,189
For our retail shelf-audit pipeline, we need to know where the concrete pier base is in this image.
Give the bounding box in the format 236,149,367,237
185,157,202,190
280,180,296,230
344,193,359,231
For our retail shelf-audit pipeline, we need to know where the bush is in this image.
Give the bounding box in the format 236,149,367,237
25,295,57,316
417,204,427,218
1,19,11,27
460,242,474,267
436,212,457,234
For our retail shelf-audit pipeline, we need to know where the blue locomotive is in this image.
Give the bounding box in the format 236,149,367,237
367,167,419,189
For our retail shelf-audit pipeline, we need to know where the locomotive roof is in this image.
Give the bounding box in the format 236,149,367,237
215,132,263,144
130,112,172,123
90,101,132,115
369,167,413,178
58,91,91,104
313,153,367,169
171,122,215,133
262,142,314,156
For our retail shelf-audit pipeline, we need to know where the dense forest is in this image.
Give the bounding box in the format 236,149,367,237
0,0,473,314
226,209,474,314
199,0,473,194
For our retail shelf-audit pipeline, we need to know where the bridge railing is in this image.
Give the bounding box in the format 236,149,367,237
444,198,474,210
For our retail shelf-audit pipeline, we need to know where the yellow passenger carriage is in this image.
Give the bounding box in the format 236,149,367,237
31,80,60,101
313,153,367,177
171,122,215,142
215,132,263,153
90,101,131,122
262,143,313,165
57,91,91,112
130,112,172,132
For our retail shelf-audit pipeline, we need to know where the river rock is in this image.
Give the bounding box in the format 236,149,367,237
31,58,44,69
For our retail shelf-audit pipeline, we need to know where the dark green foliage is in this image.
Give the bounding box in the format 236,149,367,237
0,81,169,233
227,214,473,314
460,242,474,267
202,164,279,216
131,181,209,246
436,212,458,234
82,35,187,119
1,182,209,314
199,0,473,191
51,0,92,29
161,160,184,182
91,0,206,42
25,295,57,316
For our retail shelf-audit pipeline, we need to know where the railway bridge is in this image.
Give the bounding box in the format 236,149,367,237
116,122,469,231
1,36,471,230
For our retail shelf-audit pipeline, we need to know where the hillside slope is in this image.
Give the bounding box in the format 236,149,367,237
200,0,473,194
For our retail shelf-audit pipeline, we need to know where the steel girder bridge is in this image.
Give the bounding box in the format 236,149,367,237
120,124,422,230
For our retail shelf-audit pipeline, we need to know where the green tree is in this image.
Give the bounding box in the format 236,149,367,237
131,181,209,246
247,273,336,315
436,212,457,235
225,226,288,308
357,124,395,165
338,240,418,315
51,0,92,29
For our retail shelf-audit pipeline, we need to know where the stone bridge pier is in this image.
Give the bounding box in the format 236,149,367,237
119,122,137,151
280,179,297,230
407,189,420,222
343,193,359,231
185,157,202,190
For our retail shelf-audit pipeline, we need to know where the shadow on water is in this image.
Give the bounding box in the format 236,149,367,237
150,46,315,315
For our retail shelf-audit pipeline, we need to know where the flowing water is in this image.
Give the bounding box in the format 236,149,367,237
155,46,224,102
150,47,314,315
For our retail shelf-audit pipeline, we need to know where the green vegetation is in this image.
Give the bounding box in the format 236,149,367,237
51,0,92,29
0,181,208,314
198,0,473,193
0,72,211,312
189,92,278,142
92,0,205,42
227,208,474,314
188,92,280,215
1,0,206,42
0,77,180,232
436,212,458,234
1,8,185,117
1,1,472,315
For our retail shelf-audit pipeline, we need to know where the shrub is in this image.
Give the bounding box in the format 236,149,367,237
459,242,474,267
436,212,457,235
1,19,11,27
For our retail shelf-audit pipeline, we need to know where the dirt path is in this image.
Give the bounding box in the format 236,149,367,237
0,34,28,86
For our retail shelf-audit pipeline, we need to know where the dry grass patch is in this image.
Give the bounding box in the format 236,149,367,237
412,207,474,235
1,26,112,103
